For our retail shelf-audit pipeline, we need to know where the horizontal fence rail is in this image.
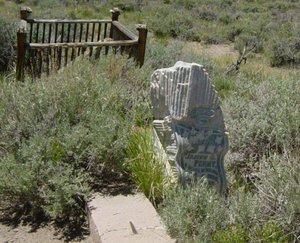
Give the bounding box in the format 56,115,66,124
16,7,147,81
29,40,138,48
27,19,112,44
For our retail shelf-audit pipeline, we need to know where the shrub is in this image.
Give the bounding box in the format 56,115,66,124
225,25,243,42
113,0,136,11
224,75,300,160
160,180,228,242
158,58,300,242
0,151,90,221
269,37,300,67
192,7,218,21
213,224,248,243
0,17,17,73
234,33,264,54
173,0,199,10
160,160,296,242
0,56,150,225
254,152,300,241
144,40,183,70
219,14,236,25
148,6,194,40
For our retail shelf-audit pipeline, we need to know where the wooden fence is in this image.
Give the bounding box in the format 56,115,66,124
16,7,147,81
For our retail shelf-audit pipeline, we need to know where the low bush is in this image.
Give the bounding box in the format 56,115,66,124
148,6,195,40
219,14,236,25
161,158,297,242
225,24,243,42
254,152,300,240
234,33,264,54
144,40,183,70
0,56,150,225
0,17,17,73
269,37,300,67
192,7,218,21
224,75,300,160
113,0,144,12
160,180,228,242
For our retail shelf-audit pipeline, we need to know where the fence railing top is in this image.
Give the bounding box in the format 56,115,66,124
26,19,112,24
28,39,138,49
112,21,138,40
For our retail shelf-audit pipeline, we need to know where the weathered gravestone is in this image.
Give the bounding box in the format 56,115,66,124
151,61,229,193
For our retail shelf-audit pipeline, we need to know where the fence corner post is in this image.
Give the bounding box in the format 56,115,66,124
110,7,120,21
136,24,147,67
16,6,32,81
109,8,121,39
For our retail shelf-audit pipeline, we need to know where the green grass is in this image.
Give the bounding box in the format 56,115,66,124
125,127,174,205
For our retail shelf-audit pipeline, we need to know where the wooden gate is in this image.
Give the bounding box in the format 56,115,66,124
16,7,147,81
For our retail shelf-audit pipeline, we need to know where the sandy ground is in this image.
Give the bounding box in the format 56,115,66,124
183,42,238,59
0,223,94,243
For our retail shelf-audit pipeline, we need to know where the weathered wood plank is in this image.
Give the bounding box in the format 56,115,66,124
48,23,52,43
29,40,138,48
29,22,33,43
136,24,148,67
35,22,39,43
111,21,137,40
27,19,111,24
16,31,27,81
97,22,101,41
42,23,46,43
65,23,71,66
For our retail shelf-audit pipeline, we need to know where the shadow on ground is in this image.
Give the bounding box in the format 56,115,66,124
0,169,136,242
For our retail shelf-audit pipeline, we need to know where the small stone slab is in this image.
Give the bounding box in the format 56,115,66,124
88,193,174,243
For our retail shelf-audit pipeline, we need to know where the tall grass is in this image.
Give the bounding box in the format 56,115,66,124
125,127,173,205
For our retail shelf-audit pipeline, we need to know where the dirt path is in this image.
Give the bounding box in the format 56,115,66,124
0,223,94,243
183,42,238,59
183,42,299,79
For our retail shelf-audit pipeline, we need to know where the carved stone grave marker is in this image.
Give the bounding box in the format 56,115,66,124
151,61,229,193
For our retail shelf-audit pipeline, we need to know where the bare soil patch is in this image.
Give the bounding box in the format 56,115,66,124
0,223,94,243
0,170,135,243
183,42,239,59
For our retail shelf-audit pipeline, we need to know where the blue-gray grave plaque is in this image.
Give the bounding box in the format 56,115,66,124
151,61,229,192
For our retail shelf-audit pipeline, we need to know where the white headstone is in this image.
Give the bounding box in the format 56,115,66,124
151,61,228,192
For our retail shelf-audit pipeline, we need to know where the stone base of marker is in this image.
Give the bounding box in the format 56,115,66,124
151,61,229,193
87,193,175,243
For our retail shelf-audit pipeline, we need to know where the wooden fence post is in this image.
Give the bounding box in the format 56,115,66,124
109,8,120,40
16,7,32,81
110,7,120,21
136,24,147,67
16,31,27,81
